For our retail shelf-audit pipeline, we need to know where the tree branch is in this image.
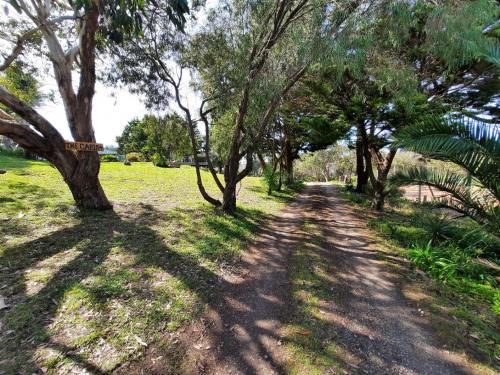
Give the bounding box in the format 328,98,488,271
0,15,79,71
0,85,66,148
200,99,225,193
0,118,50,152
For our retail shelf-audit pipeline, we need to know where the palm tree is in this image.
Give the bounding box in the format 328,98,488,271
390,117,499,232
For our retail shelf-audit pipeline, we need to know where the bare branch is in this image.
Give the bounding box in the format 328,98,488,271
0,15,78,71
0,85,66,148
0,118,49,152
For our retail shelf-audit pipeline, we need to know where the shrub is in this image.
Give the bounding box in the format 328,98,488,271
416,212,453,242
101,154,118,162
0,146,25,158
410,242,497,287
151,153,168,168
125,152,144,162
262,166,279,194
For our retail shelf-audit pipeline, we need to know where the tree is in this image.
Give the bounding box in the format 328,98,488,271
187,0,366,211
0,62,43,150
261,80,352,186
110,0,345,211
0,0,189,209
142,114,191,164
295,144,354,182
304,0,499,210
116,118,148,156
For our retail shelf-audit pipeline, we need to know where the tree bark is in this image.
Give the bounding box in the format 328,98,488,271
367,147,397,211
355,126,369,192
358,121,397,211
283,123,294,185
256,150,266,174
66,166,110,210
0,7,112,210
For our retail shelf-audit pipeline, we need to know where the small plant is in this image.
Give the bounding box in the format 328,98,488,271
410,242,497,286
151,153,168,168
263,166,279,195
101,154,118,162
416,212,453,242
125,152,144,162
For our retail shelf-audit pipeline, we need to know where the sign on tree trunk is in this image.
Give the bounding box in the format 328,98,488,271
65,141,104,152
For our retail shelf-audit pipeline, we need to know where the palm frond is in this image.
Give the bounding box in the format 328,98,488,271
390,166,499,232
482,42,500,67
393,117,500,198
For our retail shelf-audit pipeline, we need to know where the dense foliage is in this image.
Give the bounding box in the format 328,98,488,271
117,114,191,165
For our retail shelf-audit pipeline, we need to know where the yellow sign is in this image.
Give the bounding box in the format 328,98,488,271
65,141,104,152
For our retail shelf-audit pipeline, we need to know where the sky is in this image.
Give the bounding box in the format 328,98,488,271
29,0,218,147
37,82,148,147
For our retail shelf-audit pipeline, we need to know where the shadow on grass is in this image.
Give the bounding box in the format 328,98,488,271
0,203,273,374
0,181,63,215
246,184,304,205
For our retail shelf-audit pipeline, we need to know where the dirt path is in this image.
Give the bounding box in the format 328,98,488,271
121,183,475,374
304,184,472,375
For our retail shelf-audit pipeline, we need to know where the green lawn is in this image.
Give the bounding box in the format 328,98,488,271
0,155,296,374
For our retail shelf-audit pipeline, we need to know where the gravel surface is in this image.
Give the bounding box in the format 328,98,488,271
119,183,475,374
307,184,471,375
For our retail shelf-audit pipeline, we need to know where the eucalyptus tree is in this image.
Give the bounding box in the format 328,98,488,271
0,0,189,209
109,0,370,212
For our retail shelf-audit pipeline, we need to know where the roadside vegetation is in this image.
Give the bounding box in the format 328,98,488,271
0,154,298,373
341,187,499,368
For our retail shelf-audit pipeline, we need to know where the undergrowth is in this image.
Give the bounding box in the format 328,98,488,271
341,188,500,368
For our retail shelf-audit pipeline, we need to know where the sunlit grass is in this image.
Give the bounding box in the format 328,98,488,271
0,155,298,374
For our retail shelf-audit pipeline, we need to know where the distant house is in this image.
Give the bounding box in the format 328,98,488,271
180,154,209,167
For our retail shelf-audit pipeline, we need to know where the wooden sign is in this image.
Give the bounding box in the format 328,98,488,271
65,141,104,152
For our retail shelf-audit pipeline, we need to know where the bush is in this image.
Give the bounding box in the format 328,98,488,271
125,152,144,162
151,153,168,168
0,146,25,158
262,166,279,194
101,154,118,162
415,212,453,242
410,242,497,285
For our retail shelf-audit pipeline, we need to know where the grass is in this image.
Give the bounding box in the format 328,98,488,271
283,220,343,374
0,155,299,374
341,189,500,370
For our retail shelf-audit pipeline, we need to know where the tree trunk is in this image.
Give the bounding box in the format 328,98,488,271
283,123,294,185
277,159,283,191
256,150,266,174
355,125,369,192
221,150,253,212
67,174,110,209
222,183,237,212
371,180,385,211
367,148,397,211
